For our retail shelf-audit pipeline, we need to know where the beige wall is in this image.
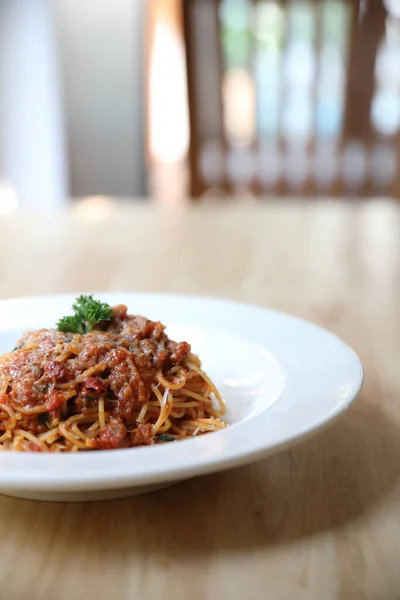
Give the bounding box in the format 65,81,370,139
0,0,68,210
54,0,146,197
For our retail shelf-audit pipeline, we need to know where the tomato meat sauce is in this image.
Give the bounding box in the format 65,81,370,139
0,305,191,449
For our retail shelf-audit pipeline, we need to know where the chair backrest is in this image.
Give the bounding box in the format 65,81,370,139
183,0,400,199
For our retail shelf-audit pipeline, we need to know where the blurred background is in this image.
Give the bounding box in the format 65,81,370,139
0,0,400,214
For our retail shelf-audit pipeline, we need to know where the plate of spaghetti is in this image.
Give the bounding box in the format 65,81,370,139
0,293,363,501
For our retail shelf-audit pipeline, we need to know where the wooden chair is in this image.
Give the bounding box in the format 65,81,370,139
182,0,400,199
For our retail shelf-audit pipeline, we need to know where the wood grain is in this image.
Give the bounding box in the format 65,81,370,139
0,199,399,600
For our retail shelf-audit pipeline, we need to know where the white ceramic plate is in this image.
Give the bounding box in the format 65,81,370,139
0,293,363,502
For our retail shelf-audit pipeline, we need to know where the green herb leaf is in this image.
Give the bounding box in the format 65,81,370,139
34,382,51,394
156,433,176,442
13,342,25,351
57,314,85,334
57,295,113,334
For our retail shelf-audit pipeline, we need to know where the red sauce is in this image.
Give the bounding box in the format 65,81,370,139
0,305,192,449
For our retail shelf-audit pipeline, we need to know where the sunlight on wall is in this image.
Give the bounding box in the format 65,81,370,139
149,19,189,163
0,181,19,215
74,196,114,222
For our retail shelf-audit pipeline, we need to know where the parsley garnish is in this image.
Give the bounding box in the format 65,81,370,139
57,295,113,334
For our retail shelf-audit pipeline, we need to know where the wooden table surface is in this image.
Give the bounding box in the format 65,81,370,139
0,199,399,600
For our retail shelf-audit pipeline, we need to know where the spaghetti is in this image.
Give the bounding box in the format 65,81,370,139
0,303,226,452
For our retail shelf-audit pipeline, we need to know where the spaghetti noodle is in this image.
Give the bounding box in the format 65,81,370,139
0,303,226,452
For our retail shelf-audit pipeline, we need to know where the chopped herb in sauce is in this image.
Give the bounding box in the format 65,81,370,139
37,413,49,425
34,382,51,394
156,433,176,442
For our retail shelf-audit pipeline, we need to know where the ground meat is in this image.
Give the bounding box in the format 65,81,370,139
97,416,128,449
44,361,71,382
76,342,111,369
105,348,139,410
46,390,70,412
18,416,47,435
0,303,195,450
130,423,153,446
84,377,106,393
72,396,99,415
169,341,191,365
112,304,128,320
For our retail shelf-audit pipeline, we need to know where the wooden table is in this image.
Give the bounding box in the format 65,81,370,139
0,199,399,600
